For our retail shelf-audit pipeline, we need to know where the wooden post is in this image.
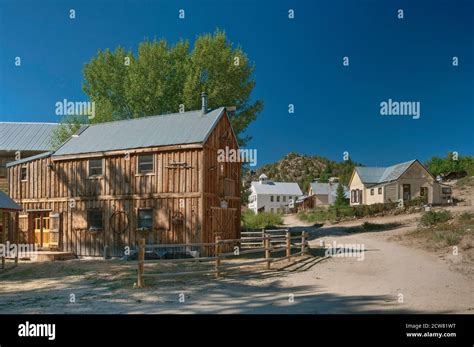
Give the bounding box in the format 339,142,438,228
15,212,19,265
137,238,145,288
301,231,306,255
264,234,271,270
1,212,5,269
261,228,265,248
286,230,291,262
215,236,221,278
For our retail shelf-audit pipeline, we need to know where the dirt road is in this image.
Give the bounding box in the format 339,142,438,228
1,209,473,314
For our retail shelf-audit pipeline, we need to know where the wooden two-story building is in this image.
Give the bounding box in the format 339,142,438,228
0,122,58,193
7,97,241,257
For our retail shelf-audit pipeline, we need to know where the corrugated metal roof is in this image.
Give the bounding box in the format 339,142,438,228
53,108,225,157
0,122,58,151
251,181,303,195
0,191,22,211
355,160,417,184
6,152,53,168
310,182,349,198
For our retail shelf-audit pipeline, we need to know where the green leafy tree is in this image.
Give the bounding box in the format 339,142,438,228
334,183,348,207
50,115,87,150
426,153,474,176
80,30,263,146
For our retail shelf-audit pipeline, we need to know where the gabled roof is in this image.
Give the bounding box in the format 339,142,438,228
251,181,303,196
53,108,226,157
0,191,22,211
354,160,420,185
0,122,58,151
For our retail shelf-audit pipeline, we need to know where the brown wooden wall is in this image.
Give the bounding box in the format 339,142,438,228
8,110,241,257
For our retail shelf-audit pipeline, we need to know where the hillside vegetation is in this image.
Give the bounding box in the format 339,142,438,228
243,152,359,193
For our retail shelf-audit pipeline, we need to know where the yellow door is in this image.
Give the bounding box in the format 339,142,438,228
34,216,50,247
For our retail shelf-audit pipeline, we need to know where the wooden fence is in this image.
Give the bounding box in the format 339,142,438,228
240,228,288,249
136,230,308,288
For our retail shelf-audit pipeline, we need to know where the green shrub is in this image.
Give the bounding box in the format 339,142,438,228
242,210,283,229
420,210,452,227
459,212,473,221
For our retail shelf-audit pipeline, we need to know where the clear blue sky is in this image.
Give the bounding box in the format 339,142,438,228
0,0,473,166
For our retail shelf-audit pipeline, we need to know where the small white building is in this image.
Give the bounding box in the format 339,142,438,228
248,174,303,214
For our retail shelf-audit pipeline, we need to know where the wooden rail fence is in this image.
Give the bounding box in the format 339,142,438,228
136,230,308,288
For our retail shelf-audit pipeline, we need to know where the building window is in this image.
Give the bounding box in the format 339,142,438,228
20,167,27,181
270,208,274,213
370,188,374,196
442,187,452,194
138,154,154,173
138,209,153,230
277,196,280,202
283,196,286,202
89,159,103,177
378,187,382,195
270,196,274,202
87,210,103,231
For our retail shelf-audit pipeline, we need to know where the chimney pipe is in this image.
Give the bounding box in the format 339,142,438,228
201,92,208,114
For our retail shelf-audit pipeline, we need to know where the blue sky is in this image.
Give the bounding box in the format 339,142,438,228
0,0,473,167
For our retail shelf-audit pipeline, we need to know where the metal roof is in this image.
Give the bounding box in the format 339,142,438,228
6,152,53,168
310,181,349,198
0,191,22,211
355,160,417,184
53,108,225,157
0,122,58,151
251,181,303,196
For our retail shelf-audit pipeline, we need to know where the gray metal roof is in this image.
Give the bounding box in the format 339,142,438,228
0,191,22,211
355,160,417,184
251,181,303,196
0,122,58,151
6,152,53,168
310,181,349,198
53,108,225,156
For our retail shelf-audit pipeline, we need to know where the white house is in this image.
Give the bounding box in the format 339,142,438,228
248,174,303,214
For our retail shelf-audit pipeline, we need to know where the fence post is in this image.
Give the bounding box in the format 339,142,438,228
15,213,19,265
1,212,6,269
137,238,145,288
264,234,271,270
301,231,306,255
261,228,265,248
286,230,291,262
215,236,221,278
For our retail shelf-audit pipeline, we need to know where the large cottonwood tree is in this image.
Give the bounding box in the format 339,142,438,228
79,30,262,146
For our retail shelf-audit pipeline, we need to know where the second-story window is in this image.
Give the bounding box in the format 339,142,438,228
276,196,280,202
270,195,274,202
20,167,27,181
89,159,103,177
138,154,154,174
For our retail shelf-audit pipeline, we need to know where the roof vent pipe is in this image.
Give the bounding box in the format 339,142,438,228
201,92,208,114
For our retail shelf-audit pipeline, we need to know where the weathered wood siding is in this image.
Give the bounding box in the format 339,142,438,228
8,110,241,257
202,113,241,246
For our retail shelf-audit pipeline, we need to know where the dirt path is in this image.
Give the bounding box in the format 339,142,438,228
1,209,473,314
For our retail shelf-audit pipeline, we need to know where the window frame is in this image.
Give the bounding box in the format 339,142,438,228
370,188,374,196
20,167,27,181
88,158,103,178
137,153,154,174
87,210,103,231
442,187,452,194
137,208,153,231
378,187,382,195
